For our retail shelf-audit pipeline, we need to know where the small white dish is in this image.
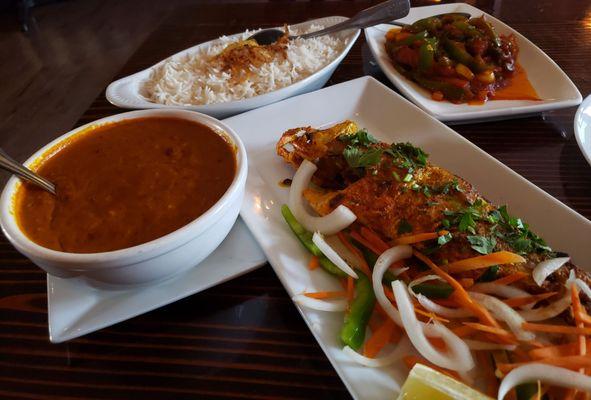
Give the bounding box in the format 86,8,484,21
47,217,266,343
106,16,360,119
364,3,582,123
224,76,591,399
0,109,247,286
574,94,591,166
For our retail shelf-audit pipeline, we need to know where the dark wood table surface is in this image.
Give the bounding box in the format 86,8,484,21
2,1,591,399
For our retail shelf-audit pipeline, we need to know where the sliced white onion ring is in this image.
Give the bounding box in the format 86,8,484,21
469,292,534,341
498,364,591,400
464,340,516,351
393,280,474,372
288,160,356,234
470,282,530,299
518,291,571,322
312,232,358,279
568,270,591,300
372,245,413,326
342,337,411,368
533,257,570,286
416,294,473,319
292,294,347,312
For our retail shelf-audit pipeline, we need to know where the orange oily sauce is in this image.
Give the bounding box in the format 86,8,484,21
14,117,236,253
492,64,540,101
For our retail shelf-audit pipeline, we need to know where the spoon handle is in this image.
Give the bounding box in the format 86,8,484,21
298,0,410,40
0,149,56,195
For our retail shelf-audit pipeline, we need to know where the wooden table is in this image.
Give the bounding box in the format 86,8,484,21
2,1,590,398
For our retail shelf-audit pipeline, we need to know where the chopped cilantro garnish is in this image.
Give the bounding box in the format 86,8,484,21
343,146,383,168
467,235,496,255
398,219,413,234
340,130,378,146
492,205,552,255
386,142,429,170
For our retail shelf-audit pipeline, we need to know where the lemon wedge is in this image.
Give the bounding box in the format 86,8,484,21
397,364,494,400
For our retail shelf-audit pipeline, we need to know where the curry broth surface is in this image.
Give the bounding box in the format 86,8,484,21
15,117,236,253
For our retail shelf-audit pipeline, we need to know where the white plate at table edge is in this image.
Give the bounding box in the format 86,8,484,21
105,16,360,119
575,94,591,167
364,3,582,123
224,75,591,399
47,217,266,343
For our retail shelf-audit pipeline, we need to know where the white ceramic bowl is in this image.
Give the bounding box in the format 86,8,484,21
0,109,247,287
105,16,360,118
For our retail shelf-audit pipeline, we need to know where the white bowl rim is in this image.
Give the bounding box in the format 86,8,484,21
574,95,591,167
0,109,247,268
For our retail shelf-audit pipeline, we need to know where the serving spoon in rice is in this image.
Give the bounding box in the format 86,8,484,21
248,0,411,46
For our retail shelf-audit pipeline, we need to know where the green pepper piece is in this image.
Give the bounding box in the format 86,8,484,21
280,205,347,278
340,272,376,350
413,75,469,102
281,204,321,256
469,16,501,47
452,21,482,38
411,283,454,299
396,30,428,46
477,265,500,282
443,39,490,73
409,16,441,34
418,38,437,72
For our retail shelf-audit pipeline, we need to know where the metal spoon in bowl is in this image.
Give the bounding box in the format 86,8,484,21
386,12,471,28
0,149,56,195
248,0,411,46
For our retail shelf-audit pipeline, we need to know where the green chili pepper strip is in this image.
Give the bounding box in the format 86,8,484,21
280,205,347,278
409,16,441,33
443,39,490,73
340,272,376,350
411,283,454,299
452,21,482,38
418,38,437,72
396,30,428,46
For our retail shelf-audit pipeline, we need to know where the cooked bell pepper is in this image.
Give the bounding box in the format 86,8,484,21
409,16,442,34
340,272,376,350
281,205,347,278
452,21,482,38
443,39,490,73
469,16,501,47
418,38,438,72
396,30,428,46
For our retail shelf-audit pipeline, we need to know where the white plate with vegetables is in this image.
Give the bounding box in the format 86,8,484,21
364,3,581,123
224,76,591,399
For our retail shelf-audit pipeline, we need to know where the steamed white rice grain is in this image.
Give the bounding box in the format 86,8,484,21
142,25,348,106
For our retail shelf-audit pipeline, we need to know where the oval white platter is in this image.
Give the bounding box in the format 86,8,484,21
364,3,582,123
106,16,360,118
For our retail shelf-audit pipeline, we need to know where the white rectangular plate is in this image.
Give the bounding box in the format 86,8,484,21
364,3,582,123
224,76,591,399
47,217,266,343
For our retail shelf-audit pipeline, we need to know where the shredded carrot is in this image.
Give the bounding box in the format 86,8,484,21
414,307,450,323
337,232,371,277
402,355,462,380
349,231,383,256
308,255,319,270
346,276,355,305
490,271,528,286
433,298,461,308
522,322,591,336
446,251,526,273
497,355,591,374
476,351,499,397
359,227,389,254
459,278,474,288
503,292,558,308
451,325,477,337
529,342,586,360
392,230,449,245
304,291,346,299
414,249,502,329
364,318,396,358
463,322,517,342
